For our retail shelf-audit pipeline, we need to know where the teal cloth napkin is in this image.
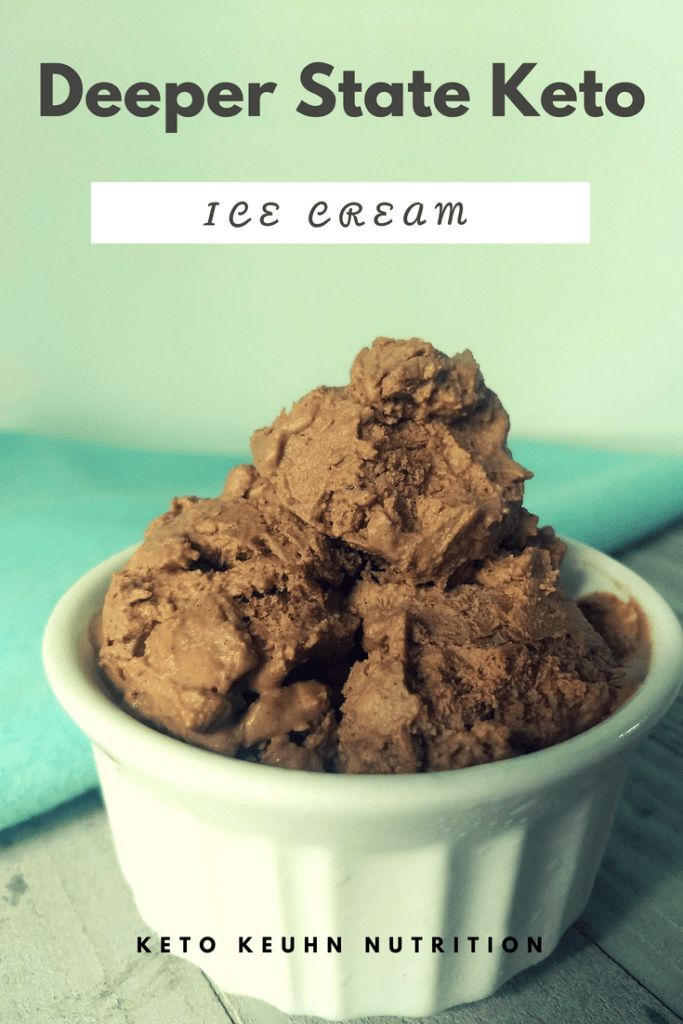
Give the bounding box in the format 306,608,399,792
2,431,682,833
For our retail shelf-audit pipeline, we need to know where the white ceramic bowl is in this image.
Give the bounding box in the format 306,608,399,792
43,538,682,1019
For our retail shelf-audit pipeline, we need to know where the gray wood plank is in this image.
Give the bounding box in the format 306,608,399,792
0,792,231,1024
620,524,683,618
578,712,683,1018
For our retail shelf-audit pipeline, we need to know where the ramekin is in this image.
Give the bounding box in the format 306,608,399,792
43,538,682,1019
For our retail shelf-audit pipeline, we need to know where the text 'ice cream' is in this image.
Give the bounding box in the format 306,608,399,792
95,338,647,772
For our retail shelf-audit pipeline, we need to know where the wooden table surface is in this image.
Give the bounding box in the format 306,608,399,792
2,524,682,1024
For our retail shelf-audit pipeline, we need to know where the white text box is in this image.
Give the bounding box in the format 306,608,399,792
91,181,590,244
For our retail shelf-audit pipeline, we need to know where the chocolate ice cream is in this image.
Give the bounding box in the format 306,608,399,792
96,337,649,772
99,492,358,767
339,546,623,772
251,338,530,584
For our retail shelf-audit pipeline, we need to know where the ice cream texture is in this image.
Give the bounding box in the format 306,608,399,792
97,338,648,772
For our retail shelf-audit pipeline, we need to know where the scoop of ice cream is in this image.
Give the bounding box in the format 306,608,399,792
99,493,359,763
95,335,649,775
337,546,624,773
349,336,483,423
251,338,530,584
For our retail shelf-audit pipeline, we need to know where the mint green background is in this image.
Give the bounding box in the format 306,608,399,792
3,0,681,453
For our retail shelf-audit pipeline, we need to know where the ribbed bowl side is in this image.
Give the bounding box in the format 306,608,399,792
95,750,295,1007
95,747,631,1018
